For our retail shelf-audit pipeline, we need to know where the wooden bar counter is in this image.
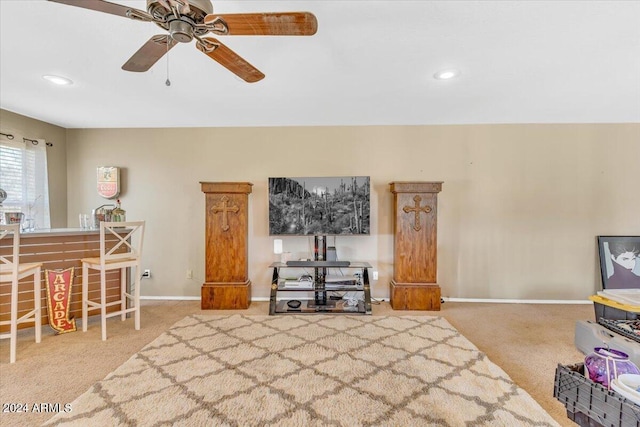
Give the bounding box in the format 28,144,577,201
0,228,125,333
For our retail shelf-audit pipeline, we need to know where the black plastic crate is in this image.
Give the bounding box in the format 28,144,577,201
554,363,640,427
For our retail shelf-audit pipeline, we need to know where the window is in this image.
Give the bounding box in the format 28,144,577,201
0,134,51,229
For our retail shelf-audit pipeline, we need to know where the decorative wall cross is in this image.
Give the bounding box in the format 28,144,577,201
403,195,432,231
211,196,239,231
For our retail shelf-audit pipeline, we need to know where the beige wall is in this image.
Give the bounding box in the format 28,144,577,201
64,124,640,301
0,109,67,228
2,109,639,301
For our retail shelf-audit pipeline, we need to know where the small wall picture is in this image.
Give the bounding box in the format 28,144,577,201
97,166,120,199
598,236,640,289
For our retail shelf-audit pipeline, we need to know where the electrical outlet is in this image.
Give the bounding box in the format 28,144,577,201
142,269,151,278
186,269,193,279
373,271,379,280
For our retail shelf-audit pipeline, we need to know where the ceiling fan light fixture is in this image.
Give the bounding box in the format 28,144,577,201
433,69,460,80
42,75,73,86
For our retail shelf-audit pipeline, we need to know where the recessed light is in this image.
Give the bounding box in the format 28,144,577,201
42,75,73,85
433,69,460,80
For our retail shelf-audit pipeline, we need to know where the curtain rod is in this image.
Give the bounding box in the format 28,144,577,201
0,131,53,147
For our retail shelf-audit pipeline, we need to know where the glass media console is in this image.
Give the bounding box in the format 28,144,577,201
268,261,373,315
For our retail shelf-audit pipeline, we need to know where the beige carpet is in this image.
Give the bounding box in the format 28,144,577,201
44,314,559,426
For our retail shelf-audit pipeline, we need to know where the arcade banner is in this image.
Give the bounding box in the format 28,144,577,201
45,268,77,334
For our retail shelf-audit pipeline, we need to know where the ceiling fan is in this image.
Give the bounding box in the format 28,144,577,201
48,0,318,83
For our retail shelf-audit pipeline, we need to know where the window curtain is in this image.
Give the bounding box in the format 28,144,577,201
0,134,51,229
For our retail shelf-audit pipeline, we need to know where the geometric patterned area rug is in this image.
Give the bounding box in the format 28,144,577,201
45,315,559,426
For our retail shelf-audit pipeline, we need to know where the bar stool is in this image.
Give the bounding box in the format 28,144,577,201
0,224,42,363
81,221,145,341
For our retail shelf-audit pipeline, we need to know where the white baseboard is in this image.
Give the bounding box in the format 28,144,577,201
141,296,592,304
443,297,592,304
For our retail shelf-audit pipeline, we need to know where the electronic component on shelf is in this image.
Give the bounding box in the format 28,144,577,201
307,300,337,310
324,274,358,289
325,275,357,284
283,274,314,289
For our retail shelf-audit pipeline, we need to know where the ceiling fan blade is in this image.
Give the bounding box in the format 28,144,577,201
122,35,177,72
48,0,153,21
205,12,318,36
196,37,264,83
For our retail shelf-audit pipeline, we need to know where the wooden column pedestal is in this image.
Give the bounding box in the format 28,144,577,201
200,182,253,309
390,181,443,310
201,281,251,310
389,283,441,311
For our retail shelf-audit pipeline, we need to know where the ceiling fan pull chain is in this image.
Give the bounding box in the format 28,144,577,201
166,39,171,87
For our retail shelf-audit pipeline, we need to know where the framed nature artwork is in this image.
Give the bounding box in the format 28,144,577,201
597,236,640,289
268,176,370,236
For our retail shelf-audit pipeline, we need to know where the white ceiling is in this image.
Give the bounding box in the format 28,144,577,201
1,0,639,129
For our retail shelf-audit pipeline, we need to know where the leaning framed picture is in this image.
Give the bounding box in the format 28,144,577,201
597,236,640,289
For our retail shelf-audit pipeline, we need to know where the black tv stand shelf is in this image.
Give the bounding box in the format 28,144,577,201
286,260,351,268
268,261,373,315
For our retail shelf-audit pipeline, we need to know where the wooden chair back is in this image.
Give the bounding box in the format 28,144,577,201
99,221,145,266
0,224,20,280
